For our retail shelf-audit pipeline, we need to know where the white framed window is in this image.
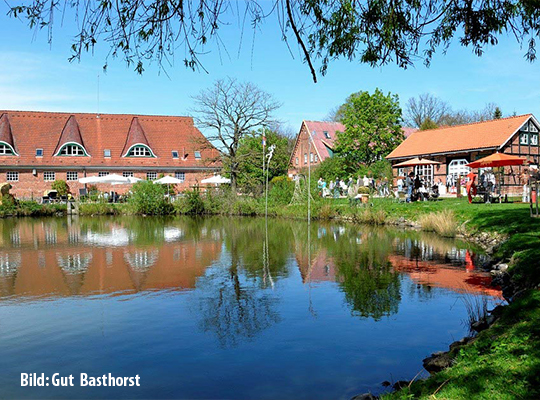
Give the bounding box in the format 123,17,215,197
104,149,111,157
0,143,15,155
127,145,153,157
448,159,470,180
175,172,185,182
44,171,56,181
66,171,78,181
522,123,529,132
98,171,109,177
59,144,86,156
194,151,201,159
147,172,157,180
295,157,299,165
530,121,539,133
310,153,314,162
172,151,179,159
123,171,134,178
520,133,529,145
531,134,539,146
36,148,43,157
324,131,331,139
415,164,434,185
6,171,18,181
304,153,307,164
314,154,318,163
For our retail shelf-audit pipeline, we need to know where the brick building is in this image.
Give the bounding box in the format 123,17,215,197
288,120,417,177
386,114,540,195
0,110,221,198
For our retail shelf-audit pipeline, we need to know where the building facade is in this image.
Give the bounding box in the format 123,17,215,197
386,114,540,195
288,120,417,177
0,111,220,198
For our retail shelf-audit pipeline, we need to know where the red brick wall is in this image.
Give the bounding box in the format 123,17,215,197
288,123,323,176
1,169,214,200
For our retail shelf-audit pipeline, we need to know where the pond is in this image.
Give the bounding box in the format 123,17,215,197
0,216,501,399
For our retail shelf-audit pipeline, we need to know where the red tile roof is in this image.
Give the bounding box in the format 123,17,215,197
387,114,532,160
54,115,85,155
304,120,344,159
0,113,16,151
0,110,220,169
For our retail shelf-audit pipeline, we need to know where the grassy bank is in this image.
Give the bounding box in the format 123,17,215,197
383,289,540,400
0,200,66,217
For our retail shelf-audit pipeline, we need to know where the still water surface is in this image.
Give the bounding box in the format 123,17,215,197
0,216,501,399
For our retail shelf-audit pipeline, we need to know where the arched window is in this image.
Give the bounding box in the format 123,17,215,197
56,142,89,156
0,142,17,155
125,144,156,158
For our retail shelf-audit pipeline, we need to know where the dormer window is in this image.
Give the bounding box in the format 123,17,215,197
124,144,155,158
0,142,16,155
194,151,201,159
172,151,179,159
36,148,43,157
56,143,88,156
104,149,111,157
323,131,331,139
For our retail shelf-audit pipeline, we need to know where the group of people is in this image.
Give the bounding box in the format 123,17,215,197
397,173,440,202
317,176,391,198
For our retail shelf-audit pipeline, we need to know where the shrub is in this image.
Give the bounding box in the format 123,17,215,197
51,180,70,196
418,209,458,237
358,186,370,194
182,189,206,215
269,176,294,205
128,180,173,215
231,198,258,215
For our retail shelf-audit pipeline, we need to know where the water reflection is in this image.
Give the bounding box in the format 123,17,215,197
0,217,502,399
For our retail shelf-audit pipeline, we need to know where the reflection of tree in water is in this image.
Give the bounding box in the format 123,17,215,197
323,226,402,320
193,264,280,347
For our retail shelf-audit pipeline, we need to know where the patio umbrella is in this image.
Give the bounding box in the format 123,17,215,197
201,175,231,184
393,157,441,167
467,153,526,168
153,175,183,196
79,174,141,185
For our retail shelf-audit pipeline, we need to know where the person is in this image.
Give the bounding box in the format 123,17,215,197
521,169,530,203
406,172,414,203
363,175,370,187
317,177,326,197
382,177,389,196
333,178,340,198
397,177,404,192
340,178,348,195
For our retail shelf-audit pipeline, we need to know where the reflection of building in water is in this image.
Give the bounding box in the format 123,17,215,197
389,254,501,297
296,248,336,283
0,222,223,299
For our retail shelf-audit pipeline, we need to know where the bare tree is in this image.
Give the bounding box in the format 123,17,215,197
405,93,451,127
191,78,280,190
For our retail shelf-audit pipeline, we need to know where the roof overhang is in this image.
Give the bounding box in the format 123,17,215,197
387,146,500,161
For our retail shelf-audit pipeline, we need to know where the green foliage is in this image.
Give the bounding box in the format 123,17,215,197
128,180,173,215
494,106,503,119
419,117,439,130
268,176,294,205
314,156,351,180
334,88,404,167
51,180,70,196
0,200,65,217
234,128,291,193
181,189,206,215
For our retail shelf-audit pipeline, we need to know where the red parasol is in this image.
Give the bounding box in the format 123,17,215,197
467,152,526,169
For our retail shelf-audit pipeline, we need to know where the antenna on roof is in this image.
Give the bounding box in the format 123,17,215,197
97,74,100,119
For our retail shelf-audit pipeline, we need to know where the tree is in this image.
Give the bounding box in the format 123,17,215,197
51,180,69,196
8,2,540,82
334,89,404,168
234,128,290,194
191,78,280,190
419,117,439,131
494,107,503,119
405,93,451,127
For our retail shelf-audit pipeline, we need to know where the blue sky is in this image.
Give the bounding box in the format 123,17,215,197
1,3,539,135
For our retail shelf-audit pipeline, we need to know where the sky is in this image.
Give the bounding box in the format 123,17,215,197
1,3,540,135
